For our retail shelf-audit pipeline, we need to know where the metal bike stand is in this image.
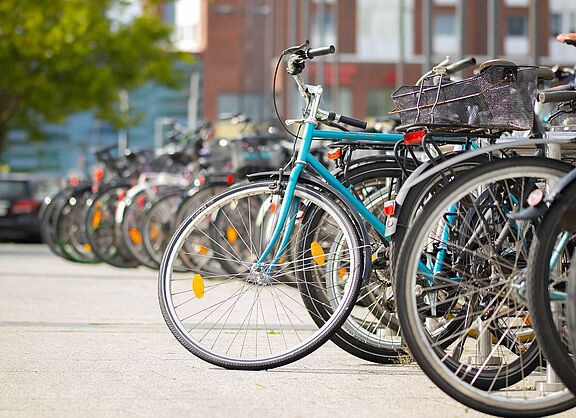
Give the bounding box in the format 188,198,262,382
534,141,565,392
470,318,501,366
536,302,566,392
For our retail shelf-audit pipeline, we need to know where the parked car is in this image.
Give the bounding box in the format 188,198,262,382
0,174,56,242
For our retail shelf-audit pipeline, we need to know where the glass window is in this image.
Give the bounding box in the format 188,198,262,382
312,5,337,46
550,13,562,37
434,13,455,36
0,181,28,199
322,88,352,117
506,15,527,37
366,89,394,118
217,93,265,121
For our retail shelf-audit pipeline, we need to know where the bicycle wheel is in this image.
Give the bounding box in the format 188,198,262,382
158,180,363,370
526,177,576,395
40,188,74,260
85,184,139,268
395,157,575,417
119,189,162,270
173,183,230,274
142,189,184,267
303,159,410,363
55,186,100,263
569,252,576,374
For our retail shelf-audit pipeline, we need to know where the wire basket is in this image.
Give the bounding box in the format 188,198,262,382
391,66,539,131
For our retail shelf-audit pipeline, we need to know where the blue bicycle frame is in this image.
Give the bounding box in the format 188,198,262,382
254,83,434,276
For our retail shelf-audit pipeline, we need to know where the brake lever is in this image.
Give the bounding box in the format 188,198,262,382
283,39,310,56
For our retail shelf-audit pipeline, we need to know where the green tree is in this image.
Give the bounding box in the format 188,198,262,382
0,0,186,158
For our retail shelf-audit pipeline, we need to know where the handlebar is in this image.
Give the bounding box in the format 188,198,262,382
538,90,576,103
339,114,368,130
445,57,477,74
306,45,335,59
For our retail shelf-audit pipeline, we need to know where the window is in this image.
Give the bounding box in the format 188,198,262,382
550,13,562,37
312,5,337,46
217,93,265,121
506,15,527,37
434,13,456,36
366,89,394,118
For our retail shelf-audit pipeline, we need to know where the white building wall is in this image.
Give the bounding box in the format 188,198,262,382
174,0,202,53
548,0,576,64
355,0,415,62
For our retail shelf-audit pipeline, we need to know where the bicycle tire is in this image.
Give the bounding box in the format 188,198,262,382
526,177,576,395
158,180,364,370
395,157,576,417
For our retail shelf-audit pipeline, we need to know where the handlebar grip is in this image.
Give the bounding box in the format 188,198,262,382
339,114,368,130
538,90,576,103
306,45,335,59
445,57,477,74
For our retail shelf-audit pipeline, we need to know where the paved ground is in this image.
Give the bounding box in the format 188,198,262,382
0,244,573,418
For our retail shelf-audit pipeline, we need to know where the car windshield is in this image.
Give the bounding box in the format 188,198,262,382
0,181,28,200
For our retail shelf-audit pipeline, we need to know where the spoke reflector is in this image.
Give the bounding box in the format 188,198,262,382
92,205,103,229
150,223,160,241
84,244,92,252
311,241,325,265
338,267,347,281
227,226,238,244
195,244,209,255
192,274,205,298
129,227,142,245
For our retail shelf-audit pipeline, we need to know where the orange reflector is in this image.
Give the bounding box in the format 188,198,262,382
270,202,278,213
338,267,347,281
311,241,325,265
403,129,426,145
524,315,532,327
279,256,286,264
84,244,92,253
192,274,205,298
129,227,142,245
327,148,341,161
195,244,209,255
149,223,160,241
92,207,103,229
383,200,396,217
227,226,238,244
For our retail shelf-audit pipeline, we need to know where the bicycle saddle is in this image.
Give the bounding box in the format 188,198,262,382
479,59,554,80
557,33,576,46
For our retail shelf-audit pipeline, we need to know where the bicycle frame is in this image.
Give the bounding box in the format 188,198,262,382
255,84,432,274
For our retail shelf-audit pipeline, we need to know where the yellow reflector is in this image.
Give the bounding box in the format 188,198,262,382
129,227,142,245
149,223,160,241
227,226,238,244
195,244,209,255
92,208,103,229
84,244,92,252
192,274,205,299
279,256,286,264
311,241,325,265
338,267,347,281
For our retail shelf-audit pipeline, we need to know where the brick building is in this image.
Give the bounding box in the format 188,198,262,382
183,0,576,124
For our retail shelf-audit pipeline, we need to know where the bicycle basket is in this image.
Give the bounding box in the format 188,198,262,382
391,66,539,131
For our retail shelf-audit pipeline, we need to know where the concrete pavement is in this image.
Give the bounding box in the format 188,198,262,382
0,244,569,417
